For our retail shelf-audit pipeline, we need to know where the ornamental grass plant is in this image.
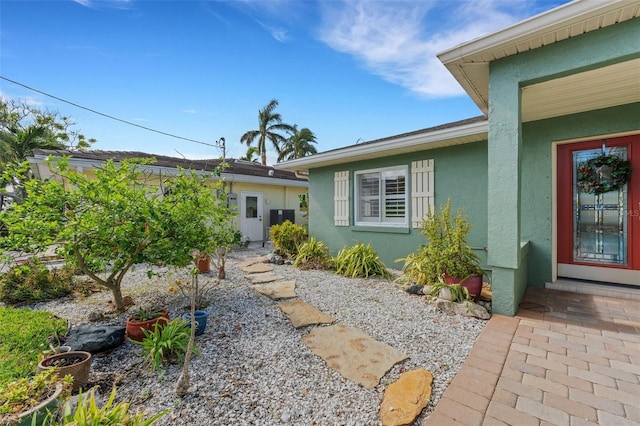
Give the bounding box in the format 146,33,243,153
332,242,391,279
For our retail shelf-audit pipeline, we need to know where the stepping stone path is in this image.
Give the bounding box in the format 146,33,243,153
302,324,409,389
278,299,336,328
250,281,296,300
242,263,274,274
242,256,428,420
379,368,433,426
248,272,284,284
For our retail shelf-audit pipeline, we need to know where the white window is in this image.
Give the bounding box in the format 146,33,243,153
355,166,408,226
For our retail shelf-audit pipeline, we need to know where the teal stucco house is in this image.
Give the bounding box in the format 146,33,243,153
275,1,640,315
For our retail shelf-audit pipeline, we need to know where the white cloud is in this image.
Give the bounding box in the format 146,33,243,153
182,109,197,114
317,0,535,98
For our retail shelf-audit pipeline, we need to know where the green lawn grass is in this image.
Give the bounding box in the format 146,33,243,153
0,307,68,388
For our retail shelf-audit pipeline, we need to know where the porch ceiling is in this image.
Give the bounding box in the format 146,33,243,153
438,1,640,115
522,58,640,122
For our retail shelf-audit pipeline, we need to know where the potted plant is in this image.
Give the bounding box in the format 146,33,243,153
181,310,209,336
36,351,92,391
195,252,210,274
398,199,483,301
125,307,170,342
0,369,71,426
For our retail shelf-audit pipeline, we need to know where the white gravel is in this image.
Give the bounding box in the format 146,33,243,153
34,245,487,425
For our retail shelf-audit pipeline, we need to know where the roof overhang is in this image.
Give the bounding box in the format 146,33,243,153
438,0,640,117
274,119,488,172
29,154,309,188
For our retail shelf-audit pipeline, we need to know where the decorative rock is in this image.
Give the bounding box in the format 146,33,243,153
278,300,336,328
438,287,452,301
248,273,285,284
242,263,274,274
87,311,105,322
405,285,424,296
251,281,296,300
435,299,491,320
379,369,433,426
64,323,126,353
270,255,284,265
302,324,409,389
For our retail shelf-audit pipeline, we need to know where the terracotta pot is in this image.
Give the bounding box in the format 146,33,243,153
37,351,92,391
444,274,483,302
197,255,210,273
126,309,170,342
13,382,63,426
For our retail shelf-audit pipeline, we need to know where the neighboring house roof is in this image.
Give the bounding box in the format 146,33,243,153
30,149,308,187
274,116,488,172
438,0,640,120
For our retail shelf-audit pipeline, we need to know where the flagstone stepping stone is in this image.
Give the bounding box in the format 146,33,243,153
379,368,433,426
240,258,266,268
248,272,284,284
242,263,274,274
251,280,296,300
278,300,336,328
302,324,409,389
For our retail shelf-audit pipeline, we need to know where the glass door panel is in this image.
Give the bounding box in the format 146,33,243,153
572,147,628,265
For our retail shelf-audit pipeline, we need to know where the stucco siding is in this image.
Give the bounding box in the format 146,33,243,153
308,141,489,269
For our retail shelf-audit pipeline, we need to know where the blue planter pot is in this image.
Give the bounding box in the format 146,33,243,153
182,310,208,336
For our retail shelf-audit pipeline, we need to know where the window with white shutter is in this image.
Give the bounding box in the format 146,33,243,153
334,171,350,226
354,166,408,227
411,159,434,228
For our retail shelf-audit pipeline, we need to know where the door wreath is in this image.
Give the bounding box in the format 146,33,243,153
577,154,632,194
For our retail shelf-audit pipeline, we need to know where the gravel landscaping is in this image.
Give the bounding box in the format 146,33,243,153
34,244,487,425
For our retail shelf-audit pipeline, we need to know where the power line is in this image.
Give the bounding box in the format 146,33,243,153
0,75,218,147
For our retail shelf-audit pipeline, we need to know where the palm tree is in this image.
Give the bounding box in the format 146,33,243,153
240,99,294,166
239,146,260,163
278,125,318,162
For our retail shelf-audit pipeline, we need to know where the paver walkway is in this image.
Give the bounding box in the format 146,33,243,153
427,287,640,425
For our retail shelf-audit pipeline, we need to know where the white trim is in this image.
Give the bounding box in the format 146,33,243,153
29,156,308,188
354,165,409,228
274,120,487,172
558,264,640,287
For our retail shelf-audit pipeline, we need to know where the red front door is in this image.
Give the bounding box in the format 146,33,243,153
557,134,640,286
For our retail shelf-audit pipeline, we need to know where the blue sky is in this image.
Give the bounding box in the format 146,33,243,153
1,0,569,163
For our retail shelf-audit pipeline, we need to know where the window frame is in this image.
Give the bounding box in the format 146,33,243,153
354,165,408,227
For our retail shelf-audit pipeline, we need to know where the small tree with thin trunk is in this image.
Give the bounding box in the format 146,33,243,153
0,156,235,311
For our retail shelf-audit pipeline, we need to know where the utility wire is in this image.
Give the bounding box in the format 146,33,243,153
0,75,218,147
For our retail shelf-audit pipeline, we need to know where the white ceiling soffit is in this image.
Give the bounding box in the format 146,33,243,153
438,0,640,114
274,120,488,172
522,58,640,122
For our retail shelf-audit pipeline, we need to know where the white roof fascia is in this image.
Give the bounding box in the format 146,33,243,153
274,119,488,171
28,155,308,188
438,0,632,63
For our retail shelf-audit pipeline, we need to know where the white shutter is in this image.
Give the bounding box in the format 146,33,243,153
411,160,434,228
334,171,350,226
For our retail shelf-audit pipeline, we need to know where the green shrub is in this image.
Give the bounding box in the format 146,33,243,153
134,319,197,372
0,258,76,305
293,237,331,270
332,243,391,279
0,307,69,387
45,385,169,425
270,221,307,258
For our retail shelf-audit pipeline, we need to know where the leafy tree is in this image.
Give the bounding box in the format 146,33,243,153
0,156,236,311
240,99,294,166
0,99,96,202
239,146,260,163
278,125,318,162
